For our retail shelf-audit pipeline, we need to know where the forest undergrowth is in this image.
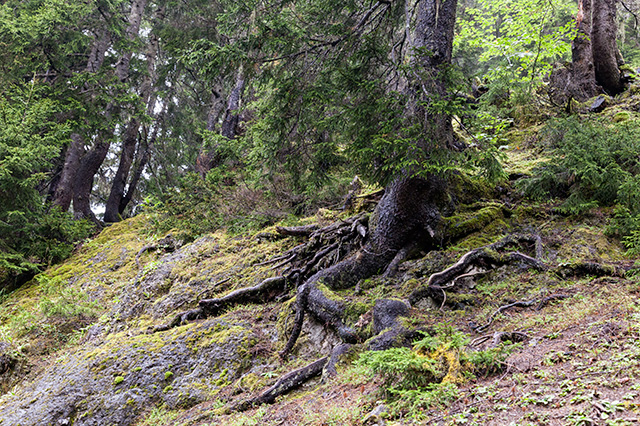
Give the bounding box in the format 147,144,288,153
3,92,640,426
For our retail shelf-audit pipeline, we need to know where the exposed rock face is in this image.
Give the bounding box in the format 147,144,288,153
0,318,256,426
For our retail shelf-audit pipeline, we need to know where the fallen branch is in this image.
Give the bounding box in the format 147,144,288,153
425,235,548,289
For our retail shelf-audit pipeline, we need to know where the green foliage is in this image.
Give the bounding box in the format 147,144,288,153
521,116,640,254
456,0,575,120
357,326,516,418
0,82,93,277
146,171,292,240
37,274,99,319
522,117,640,213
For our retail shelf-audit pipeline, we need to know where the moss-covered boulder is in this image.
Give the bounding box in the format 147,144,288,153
0,318,257,426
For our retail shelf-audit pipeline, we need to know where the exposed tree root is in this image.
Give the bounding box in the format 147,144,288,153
152,213,371,334
382,242,417,278
151,276,286,333
275,224,319,237
409,234,548,308
135,234,181,269
473,294,570,333
424,234,548,289
233,356,329,412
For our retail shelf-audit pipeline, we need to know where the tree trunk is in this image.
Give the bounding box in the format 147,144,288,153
221,68,246,140
570,0,601,100
283,0,458,350
51,133,84,212
196,68,246,178
592,0,624,95
103,120,139,222
49,26,111,209
72,138,111,223
120,117,159,213
102,0,160,222
409,0,458,150
115,0,148,82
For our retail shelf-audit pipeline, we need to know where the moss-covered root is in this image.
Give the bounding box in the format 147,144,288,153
280,280,357,358
152,276,286,333
233,356,329,412
409,234,548,306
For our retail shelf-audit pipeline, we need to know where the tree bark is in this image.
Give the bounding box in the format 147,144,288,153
72,138,111,223
104,120,139,222
592,0,624,95
103,0,161,222
51,133,84,212
196,68,246,178
115,0,148,82
282,0,458,353
49,26,111,209
408,0,458,150
570,0,601,100
120,108,164,214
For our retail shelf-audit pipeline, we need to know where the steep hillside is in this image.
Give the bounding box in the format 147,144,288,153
2,101,640,426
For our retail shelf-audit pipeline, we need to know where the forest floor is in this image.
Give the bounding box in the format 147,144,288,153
2,99,640,426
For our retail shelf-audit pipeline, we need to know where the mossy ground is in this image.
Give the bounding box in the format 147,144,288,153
3,97,640,425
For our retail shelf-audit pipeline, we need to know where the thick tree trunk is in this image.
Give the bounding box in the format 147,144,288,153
570,0,601,100
72,139,111,223
282,0,458,352
554,0,624,102
50,26,110,209
221,68,246,140
103,1,162,222
592,0,624,95
51,133,84,212
408,0,458,150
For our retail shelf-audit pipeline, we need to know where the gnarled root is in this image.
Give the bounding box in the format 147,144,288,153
233,356,329,412
151,276,286,333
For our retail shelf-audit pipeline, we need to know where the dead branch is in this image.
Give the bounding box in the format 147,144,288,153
473,299,538,333
425,235,548,289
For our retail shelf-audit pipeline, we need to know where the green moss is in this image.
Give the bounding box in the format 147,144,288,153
164,371,174,380
235,372,265,393
113,376,124,385
444,293,476,306
613,111,632,123
447,173,495,205
443,203,506,242
276,296,297,346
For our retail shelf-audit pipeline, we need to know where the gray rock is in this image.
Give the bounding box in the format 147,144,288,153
0,317,257,426
372,298,409,335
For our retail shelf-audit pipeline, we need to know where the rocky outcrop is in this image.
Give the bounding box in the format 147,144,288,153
0,318,256,426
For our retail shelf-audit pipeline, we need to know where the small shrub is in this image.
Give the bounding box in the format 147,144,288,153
522,117,640,252
357,326,518,418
